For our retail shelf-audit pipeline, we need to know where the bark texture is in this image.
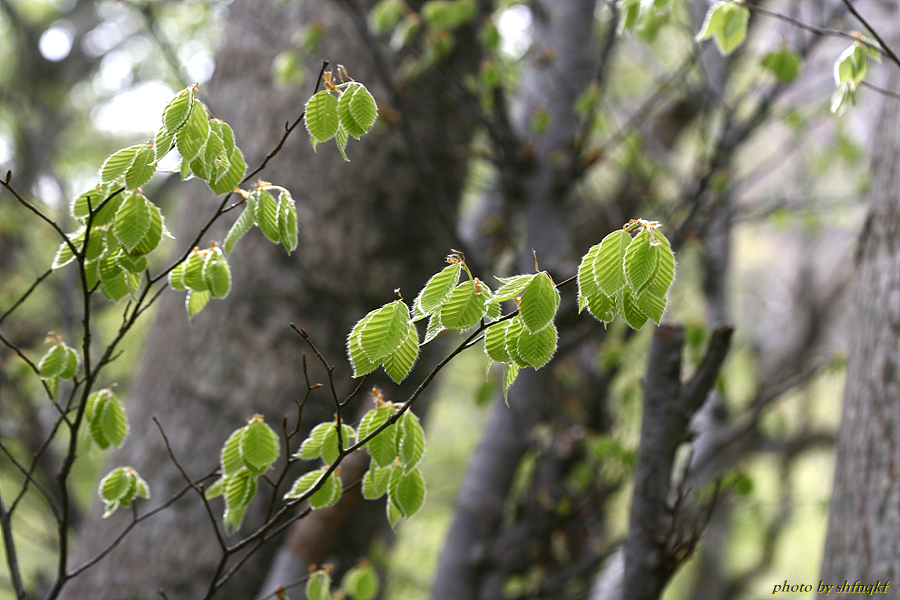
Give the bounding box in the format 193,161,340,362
63,1,483,598
819,50,900,592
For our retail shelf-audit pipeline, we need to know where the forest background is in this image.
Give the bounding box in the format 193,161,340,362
0,0,898,599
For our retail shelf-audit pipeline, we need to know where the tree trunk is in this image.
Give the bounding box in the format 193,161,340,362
63,1,484,598
819,43,900,594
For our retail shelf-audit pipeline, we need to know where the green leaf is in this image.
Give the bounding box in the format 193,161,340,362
362,463,391,500
310,470,343,509
100,145,140,184
224,198,256,255
163,86,195,133
339,83,365,139
340,83,378,139
182,250,208,292
341,563,379,600
306,570,333,600
321,422,356,465
504,316,529,368
762,49,801,82
439,279,488,330
484,319,512,364
39,342,69,379
383,321,419,384
255,189,280,243
618,287,650,330
695,1,748,56
240,416,280,474
168,260,188,291
395,411,425,471
577,243,602,309
305,90,340,145
52,232,80,270
204,476,226,500
277,191,298,254
595,230,631,296
113,193,152,254
60,346,78,379
491,274,534,302
623,229,659,296
414,263,462,317
348,311,381,377
44,376,59,401
125,145,156,189
116,252,147,274
100,466,130,502
98,392,128,448
516,322,557,369
503,362,518,404
224,468,257,534
335,123,351,162
176,99,210,163
358,407,397,468
519,272,559,332
284,468,325,499
370,0,407,33
359,301,411,361
99,271,134,303
388,465,425,518
297,422,331,460
221,428,245,477
186,289,211,318
422,313,445,344
202,247,232,299
155,126,175,162
128,199,164,257
586,290,617,323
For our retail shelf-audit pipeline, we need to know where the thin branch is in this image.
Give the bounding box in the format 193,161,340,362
840,0,900,70
0,488,28,600
0,268,53,327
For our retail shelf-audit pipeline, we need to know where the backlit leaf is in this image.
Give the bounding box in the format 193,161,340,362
414,262,461,317
256,189,280,243
113,193,152,253
221,428,245,477
163,87,195,133
358,407,397,468
176,99,210,163
305,90,340,145
362,463,391,500
186,289,211,318
202,247,232,299
240,417,280,474
359,301,411,361
100,145,140,184
516,322,557,369
306,570,333,600
277,192,298,254
125,145,156,189
348,312,380,377
519,271,559,332
383,322,419,383
439,279,488,330
623,229,659,296
389,465,425,518
396,411,425,471
484,319,512,364
224,198,256,255
595,229,630,296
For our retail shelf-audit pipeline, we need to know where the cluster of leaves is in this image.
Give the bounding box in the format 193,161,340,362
84,387,129,450
577,219,676,330
98,466,150,519
306,562,379,600
618,0,678,40
205,415,281,534
695,0,750,56
37,334,78,400
304,72,379,161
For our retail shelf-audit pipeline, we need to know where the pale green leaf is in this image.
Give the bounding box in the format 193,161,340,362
519,271,559,332
240,417,280,474
305,90,340,144
577,242,603,310
176,99,210,163
155,126,175,161
516,322,557,369
348,311,380,377
595,229,631,296
362,463,391,500
60,347,78,379
162,87,195,133
224,468,257,533
182,250,208,292
124,145,156,189
202,248,232,299
113,193,152,253
422,313,445,344
623,229,659,296
99,393,128,448
383,322,419,384
255,189,280,243
39,343,69,378
491,274,533,302
414,263,461,316
618,287,650,330
100,466,129,502
335,123,350,162
438,279,488,330
503,362,519,404
224,198,256,255
388,465,425,518
586,290,617,323
358,407,397,468
310,470,342,509
128,199,164,257
504,316,529,368
277,192,298,254
349,84,378,135
186,289,211,318
221,428,245,477
296,422,331,460
99,271,133,303
306,570,333,600
341,563,379,600
359,301,411,361
100,145,140,184
338,83,366,139
484,319,512,364
396,411,425,471
321,423,356,465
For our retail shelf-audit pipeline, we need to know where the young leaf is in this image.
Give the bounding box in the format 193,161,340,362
277,192,298,254
388,465,425,518
321,422,356,465
163,86,195,133
348,312,381,377
113,193,152,254
504,316,529,368
39,342,70,379
618,286,650,330
125,145,156,189
341,562,380,600
516,322,557,369
362,463,391,500
395,411,425,471
484,319,512,364
422,313,445,344
221,427,246,477
310,470,343,509
284,468,326,499
305,90,340,145
595,229,631,296
414,262,462,317
182,250,208,292
99,272,134,303
503,362,519,404
224,198,257,255
577,242,602,310
100,145,140,184
695,0,749,56
491,274,534,302
128,199,164,257
99,467,130,517
297,422,332,460
339,82,378,139
623,229,659,296
98,392,128,448
306,569,333,600
202,247,232,299
186,289,211,318
155,126,176,162
519,271,559,333
438,279,488,330
762,49,801,82
382,321,419,384
359,301,411,361
239,416,280,475
586,290,617,323
176,99,210,163
358,407,398,468
224,468,257,533
255,189,280,243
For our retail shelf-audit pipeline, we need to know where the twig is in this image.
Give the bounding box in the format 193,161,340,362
0,268,53,327
0,488,27,600
840,0,900,70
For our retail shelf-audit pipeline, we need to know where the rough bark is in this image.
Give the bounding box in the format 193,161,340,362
63,1,484,598
819,44,900,593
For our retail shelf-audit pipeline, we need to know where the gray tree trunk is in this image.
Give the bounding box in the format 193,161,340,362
63,1,483,598
819,41,900,595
